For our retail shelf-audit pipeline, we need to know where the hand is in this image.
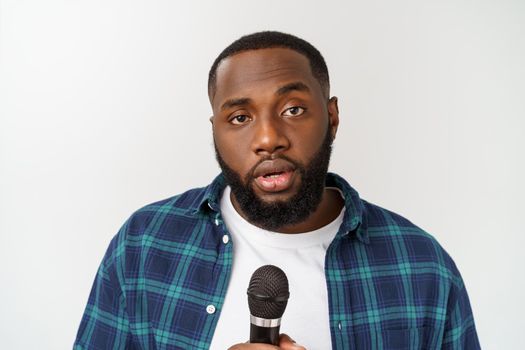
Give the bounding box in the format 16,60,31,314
228,334,306,350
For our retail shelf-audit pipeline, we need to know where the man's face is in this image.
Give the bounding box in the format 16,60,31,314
211,48,339,231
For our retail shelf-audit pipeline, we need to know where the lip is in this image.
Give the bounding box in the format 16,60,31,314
252,159,297,193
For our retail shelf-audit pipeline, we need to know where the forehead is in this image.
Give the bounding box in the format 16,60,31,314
212,48,322,108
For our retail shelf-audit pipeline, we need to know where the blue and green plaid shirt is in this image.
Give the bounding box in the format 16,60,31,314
74,173,480,349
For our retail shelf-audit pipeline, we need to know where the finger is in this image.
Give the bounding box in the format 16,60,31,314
279,334,306,350
227,342,280,350
279,333,296,345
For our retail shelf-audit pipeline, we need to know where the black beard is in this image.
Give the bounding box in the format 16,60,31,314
215,129,333,232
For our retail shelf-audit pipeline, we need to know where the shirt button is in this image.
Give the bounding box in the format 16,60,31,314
222,234,229,244
206,304,216,314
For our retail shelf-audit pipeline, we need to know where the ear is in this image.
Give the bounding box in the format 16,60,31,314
327,97,340,140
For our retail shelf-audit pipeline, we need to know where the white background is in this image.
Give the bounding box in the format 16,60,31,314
1,0,524,349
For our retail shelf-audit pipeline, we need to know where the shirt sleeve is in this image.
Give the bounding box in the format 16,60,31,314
441,278,481,350
74,234,132,349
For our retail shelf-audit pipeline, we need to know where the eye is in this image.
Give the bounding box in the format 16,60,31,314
282,106,306,117
229,114,251,125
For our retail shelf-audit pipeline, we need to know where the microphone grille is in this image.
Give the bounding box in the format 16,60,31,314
247,265,289,319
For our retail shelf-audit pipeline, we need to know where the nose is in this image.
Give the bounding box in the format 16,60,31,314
251,116,290,156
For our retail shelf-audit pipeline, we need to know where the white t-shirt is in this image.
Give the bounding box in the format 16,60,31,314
209,186,344,350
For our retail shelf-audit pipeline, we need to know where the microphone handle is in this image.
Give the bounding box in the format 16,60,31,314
249,323,280,345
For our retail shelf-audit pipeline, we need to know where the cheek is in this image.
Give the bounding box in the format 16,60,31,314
289,123,329,160
214,129,252,172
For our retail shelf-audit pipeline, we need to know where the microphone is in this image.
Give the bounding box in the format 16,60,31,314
247,265,290,345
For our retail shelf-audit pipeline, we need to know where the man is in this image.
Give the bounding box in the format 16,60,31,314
75,31,480,349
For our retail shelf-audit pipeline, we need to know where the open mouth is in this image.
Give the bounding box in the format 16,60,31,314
263,171,285,178
253,159,296,193
256,170,294,192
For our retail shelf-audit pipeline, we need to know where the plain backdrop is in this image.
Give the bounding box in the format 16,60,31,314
0,0,524,349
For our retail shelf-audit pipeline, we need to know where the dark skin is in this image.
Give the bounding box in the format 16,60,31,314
228,334,306,350
210,48,343,348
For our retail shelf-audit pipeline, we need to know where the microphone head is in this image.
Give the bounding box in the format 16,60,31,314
247,265,289,319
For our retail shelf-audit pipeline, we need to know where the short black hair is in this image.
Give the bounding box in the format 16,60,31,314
208,31,330,100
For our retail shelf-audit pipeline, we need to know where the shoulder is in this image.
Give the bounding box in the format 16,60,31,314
361,200,463,288
363,200,415,227
97,184,221,289
103,184,215,263
124,185,210,234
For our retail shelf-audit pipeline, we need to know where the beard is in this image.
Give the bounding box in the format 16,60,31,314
215,128,333,232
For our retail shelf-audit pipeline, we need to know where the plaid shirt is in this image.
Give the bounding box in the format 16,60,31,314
74,173,480,349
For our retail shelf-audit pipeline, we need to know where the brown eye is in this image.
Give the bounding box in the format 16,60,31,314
282,106,306,117
230,115,251,125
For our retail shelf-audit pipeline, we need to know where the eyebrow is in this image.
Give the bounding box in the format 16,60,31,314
220,97,252,111
219,82,311,111
276,81,311,96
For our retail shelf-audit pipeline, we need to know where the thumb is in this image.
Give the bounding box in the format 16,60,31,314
279,334,306,350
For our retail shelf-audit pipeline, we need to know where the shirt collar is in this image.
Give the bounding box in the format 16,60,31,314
195,172,369,244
